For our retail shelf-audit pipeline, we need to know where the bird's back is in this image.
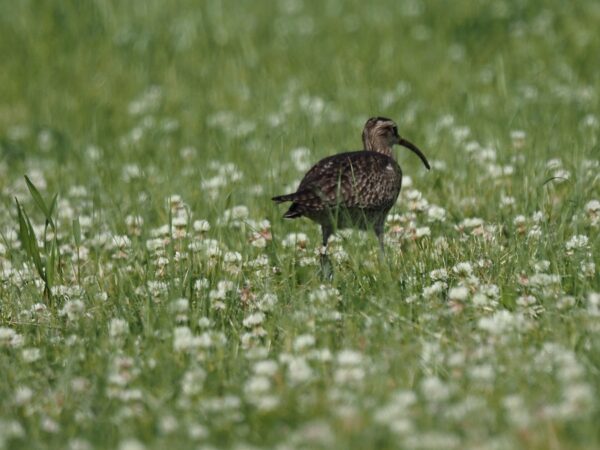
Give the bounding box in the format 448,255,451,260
274,150,402,222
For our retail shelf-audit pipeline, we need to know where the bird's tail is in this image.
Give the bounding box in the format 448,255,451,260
271,193,296,203
272,192,305,218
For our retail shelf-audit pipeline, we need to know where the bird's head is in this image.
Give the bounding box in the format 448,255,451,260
362,116,430,170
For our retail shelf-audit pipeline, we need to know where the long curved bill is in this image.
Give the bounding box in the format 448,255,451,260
399,138,431,170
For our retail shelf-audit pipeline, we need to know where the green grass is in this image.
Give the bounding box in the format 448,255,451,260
1,0,599,449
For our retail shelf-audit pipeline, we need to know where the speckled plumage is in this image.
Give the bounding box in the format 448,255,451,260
273,117,430,255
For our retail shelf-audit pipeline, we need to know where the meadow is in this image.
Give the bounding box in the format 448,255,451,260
0,0,599,448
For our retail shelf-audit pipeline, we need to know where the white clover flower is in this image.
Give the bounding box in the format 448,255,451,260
110,235,131,250
254,360,279,377
290,147,312,171
223,251,242,264
293,334,315,351
193,219,211,232
287,357,313,384
250,235,267,248
566,234,589,252
258,293,278,311
452,262,473,276
448,286,469,301
171,216,188,229
197,317,212,328
478,310,526,335
244,375,271,395
14,386,34,405
21,348,41,363
337,349,363,366
513,215,527,226
224,205,249,221
0,327,23,348
171,298,189,313
500,195,515,207
194,278,209,291
420,376,450,402
125,215,144,228
118,439,146,450
427,205,446,222
510,130,526,148
243,312,265,328
59,299,85,320
582,114,599,128
430,268,448,281
334,366,365,384
546,158,563,170
282,232,309,248
585,199,600,213
217,280,234,292
415,226,431,238
587,292,600,316
173,327,194,351
459,217,484,228
109,318,129,338
422,281,446,298
209,289,226,301
528,273,561,287
581,261,595,277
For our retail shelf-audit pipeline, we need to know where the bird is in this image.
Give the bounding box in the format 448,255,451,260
272,116,430,260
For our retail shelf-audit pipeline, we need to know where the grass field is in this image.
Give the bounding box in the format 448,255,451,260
1,1,599,449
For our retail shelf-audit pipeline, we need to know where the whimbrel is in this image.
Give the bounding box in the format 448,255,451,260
272,116,430,258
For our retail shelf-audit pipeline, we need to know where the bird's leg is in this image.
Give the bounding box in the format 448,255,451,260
320,225,333,280
375,222,385,261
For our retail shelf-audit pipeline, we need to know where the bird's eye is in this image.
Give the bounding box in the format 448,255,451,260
392,126,398,135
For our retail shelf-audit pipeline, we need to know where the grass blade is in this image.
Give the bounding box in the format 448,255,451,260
24,175,50,217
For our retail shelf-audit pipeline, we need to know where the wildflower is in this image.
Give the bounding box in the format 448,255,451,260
581,260,595,277
458,217,484,229
414,226,431,239
290,147,312,171
293,334,315,351
15,386,34,405
198,317,212,328
478,310,527,335
59,299,85,321
21,347,41,363
427,205,446,222
193,219,210,232
224,251,242,264
430,268,448,281
510,130,526,148
423,281,446,298
337,349,363,366
107,318,129,339
194,278,209,291
566,234,589,253
118,439,146,450
286,357,313,384
243,312,265,328
0,327,24,348
171,298,189,314
282,232,309,249
255,293,276,312
420,376,450,402
173,327,195,352
500,195,515,207
448,286,469,301
125,215,144,236
254,360,279,377
452,262,473,277
244,376,271,396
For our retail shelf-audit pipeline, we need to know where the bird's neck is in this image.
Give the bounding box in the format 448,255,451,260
363,136,394,157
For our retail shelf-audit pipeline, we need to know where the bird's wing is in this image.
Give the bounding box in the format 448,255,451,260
295,151,401,210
